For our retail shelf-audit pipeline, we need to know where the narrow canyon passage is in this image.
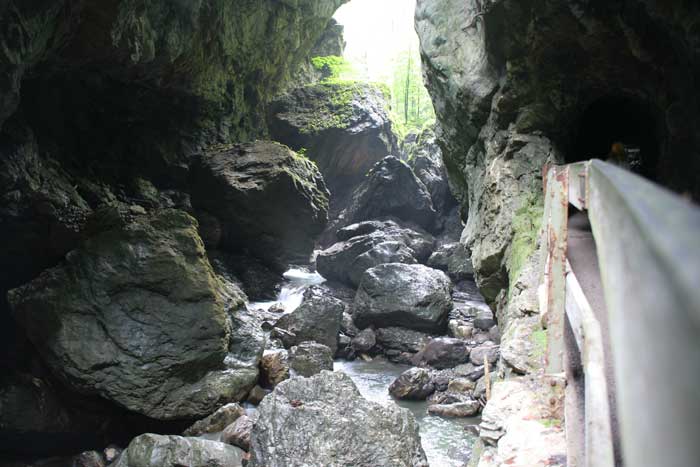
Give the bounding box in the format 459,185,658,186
1,1,699,467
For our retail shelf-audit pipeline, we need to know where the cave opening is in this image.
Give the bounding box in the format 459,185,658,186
569,95,661,181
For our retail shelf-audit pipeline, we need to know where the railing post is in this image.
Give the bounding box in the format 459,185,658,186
543,165,569,373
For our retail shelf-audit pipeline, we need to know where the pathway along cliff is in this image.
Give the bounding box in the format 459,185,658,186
2,1,700,467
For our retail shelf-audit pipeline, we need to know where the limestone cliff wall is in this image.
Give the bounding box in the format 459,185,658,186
416,0,700,375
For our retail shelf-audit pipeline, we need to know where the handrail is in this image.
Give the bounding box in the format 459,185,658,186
542,159,700,467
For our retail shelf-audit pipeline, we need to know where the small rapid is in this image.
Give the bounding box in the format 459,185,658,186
335,359,479,467
250,268,479,466
249,267,325,312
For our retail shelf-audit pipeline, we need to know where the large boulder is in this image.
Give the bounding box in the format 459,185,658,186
389,367,435,400
427,242,474,280
269,82,399,204
182,403,245,437
249,371,428,467
111,434,245,467
317,220,435,287
334,156,436,232
190,141,329,271
375,327,433,355
354,264,452,333
411,337,471,370
7,209,247,419
289,342,334,377
273,286,344,353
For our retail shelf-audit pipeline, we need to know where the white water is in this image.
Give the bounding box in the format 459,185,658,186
249,267,325,312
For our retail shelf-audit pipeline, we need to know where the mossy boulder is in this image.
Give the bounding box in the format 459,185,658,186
190,141,329,271
7,209,247,419
269,81,399,206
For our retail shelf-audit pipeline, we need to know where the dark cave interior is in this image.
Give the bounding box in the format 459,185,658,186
569,95,661,181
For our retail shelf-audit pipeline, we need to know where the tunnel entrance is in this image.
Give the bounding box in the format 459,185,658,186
570,95,660,180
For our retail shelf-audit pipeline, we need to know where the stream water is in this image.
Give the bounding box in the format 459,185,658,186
250,268,479,467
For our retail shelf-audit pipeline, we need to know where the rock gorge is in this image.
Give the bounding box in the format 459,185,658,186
1,0,699,466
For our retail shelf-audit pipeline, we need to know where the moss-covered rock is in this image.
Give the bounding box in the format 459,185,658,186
269,81,399,206
190,141,329,271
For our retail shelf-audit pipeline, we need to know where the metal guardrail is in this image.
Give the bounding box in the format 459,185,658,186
541,159,700,467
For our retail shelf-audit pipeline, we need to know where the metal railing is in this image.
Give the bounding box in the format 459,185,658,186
541,159,700,467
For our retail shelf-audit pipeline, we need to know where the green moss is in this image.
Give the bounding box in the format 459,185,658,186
531,329,547,359
507,193,544,291
540,417,562,428
310,55,350,80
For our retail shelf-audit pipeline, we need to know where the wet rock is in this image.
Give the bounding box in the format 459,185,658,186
455,363,485,382
341,312,360,337
274,286,344,353
474,376,488,400
375,327,432,355
222,415,254,451
7,210,248,420
249,371,428,467
351,328,377,354
260,350,290,389
190,141,329,271
411,337,471,369
112,434,244,467
389,368,435,400
354,264,452,333
208,251,283,302
429,369,457,392
268,82,398,203
72,451,105,467
246,386,270,405
336,156,436,232
470,344,500,366
473,309,496,331
427,242,473,280
183,403,245,437
447,378,476,394
289,342,334,377
336,334,355,359
428,401,480,418
317,220,434,287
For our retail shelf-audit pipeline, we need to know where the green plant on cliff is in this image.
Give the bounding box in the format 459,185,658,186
507,193,544,292
311,55,354,81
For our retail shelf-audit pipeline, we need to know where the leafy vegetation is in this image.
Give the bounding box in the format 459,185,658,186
310,50,434,140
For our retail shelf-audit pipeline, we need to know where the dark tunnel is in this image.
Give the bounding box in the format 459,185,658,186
569,95,661,181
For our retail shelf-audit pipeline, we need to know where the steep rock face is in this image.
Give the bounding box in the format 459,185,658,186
249,371,428,467
406,126,459,222
190,141,329,270
417,0,700,309
1,0,348,152
331,156,437,236
292,19,347,87
7,209,247,420
269,82,399,205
